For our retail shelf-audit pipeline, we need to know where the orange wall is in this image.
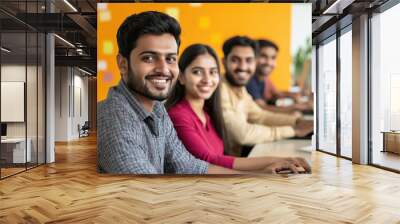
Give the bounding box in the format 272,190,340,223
97,3,292,101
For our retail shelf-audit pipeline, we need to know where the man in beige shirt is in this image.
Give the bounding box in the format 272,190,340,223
221,36,313,156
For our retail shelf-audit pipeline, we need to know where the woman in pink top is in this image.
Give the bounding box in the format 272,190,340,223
166,44,310,173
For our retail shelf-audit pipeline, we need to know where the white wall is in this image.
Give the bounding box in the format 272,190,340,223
1,65,39,138
291,4,312,57
1,65,26,81
1,64,46,164
71,73,89,138
55,67,69,141
1,65,26,128
54,67,89,141
1,82,25,122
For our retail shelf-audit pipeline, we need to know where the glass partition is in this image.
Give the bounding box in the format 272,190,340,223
339,28,352,158
0,0,46,179
1,30,28,177
371,3,400,171
317,36,337,154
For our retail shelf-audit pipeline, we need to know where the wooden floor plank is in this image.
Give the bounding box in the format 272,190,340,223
1,135,400,223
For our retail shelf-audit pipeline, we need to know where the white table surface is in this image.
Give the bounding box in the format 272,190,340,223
248,139,313,163
1,138,32,163
1,138,26,143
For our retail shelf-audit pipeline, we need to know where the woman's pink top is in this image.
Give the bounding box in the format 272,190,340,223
168,99,235,169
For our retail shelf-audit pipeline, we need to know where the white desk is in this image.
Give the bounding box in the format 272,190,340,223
248,140,313,164
1,138,31,163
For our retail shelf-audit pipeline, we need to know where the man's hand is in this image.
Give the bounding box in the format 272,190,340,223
293,102,312,111
291,111,303,119
263,157,311,174
294,118,313,137
284,157,311,173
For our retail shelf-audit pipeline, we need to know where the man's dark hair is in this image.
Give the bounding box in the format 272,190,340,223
222,36,259,57
257,39,279,52
117,11,181,58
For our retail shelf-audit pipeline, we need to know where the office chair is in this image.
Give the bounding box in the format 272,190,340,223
78,121,90,138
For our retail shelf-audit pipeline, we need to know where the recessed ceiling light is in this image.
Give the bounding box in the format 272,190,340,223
322,0,354,15
78,67,92,76
63,0,78,12
54,34,75,48
1,47,11,53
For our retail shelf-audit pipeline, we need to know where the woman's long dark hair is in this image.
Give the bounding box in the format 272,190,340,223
165,44,227,148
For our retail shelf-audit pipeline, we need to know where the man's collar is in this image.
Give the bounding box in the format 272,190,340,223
116,80,163,120
222,77,246,97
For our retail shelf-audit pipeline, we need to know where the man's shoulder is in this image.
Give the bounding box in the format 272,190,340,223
220,79,229,87
220,80,231,95
98,88,138,120
265,77,275,86
246,76,258,89
97,91,141,143
98,95,124,113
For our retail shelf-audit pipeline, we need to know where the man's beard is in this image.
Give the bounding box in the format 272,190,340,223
225,70,252,87
126,68,173,101
256,64,271,77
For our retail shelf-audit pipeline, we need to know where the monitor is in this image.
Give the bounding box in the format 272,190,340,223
1,123,7,137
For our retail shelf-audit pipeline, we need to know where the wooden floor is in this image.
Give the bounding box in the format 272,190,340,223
1,135,400,223
1,167,26,178
373,150,400,171
1,163,44,178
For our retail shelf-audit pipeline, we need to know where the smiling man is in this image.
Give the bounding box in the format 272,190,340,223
97,11,208,174
220,36,314,156
247,39,311,113
97,12,257,174
97,12,311,174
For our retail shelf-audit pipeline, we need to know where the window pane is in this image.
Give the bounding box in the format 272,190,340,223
318,37,337,154
27,31,38,169
340,29,352,158
371,3,400,171
1,30,28,177
38,32,45,165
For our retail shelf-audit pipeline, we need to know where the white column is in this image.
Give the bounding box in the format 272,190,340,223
45,1,55,163
46,33,55,163
352,14,369,164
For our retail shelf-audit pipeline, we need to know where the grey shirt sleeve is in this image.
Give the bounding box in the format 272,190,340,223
97,104,158,174
163,111,209,174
